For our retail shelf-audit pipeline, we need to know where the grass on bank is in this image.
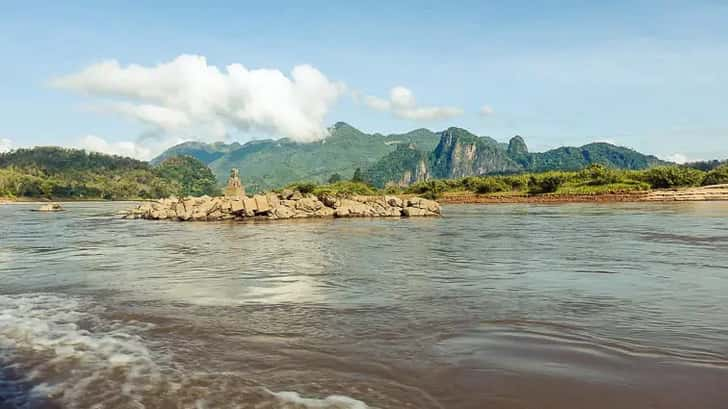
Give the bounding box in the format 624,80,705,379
283,164,728,201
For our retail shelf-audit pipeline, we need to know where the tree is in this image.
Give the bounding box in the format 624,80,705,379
351,168,364,183
328,173,342,184
155,156,220,197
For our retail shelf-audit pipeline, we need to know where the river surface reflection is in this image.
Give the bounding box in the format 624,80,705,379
1,202,727,408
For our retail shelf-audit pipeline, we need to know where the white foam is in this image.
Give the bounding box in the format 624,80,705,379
268,390,371,409
0,293,160,408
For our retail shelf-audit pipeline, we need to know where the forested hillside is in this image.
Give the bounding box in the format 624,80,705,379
0,147,218,199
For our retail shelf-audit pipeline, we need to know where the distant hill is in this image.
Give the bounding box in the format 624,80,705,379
150,141,242,165
153,122,440,191
365,128,667,187
0,147,217,199
153,122,667,190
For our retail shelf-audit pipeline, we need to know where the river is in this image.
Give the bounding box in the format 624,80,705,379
1,202,727,408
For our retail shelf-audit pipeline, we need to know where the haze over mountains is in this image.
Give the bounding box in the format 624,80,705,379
153,122,666,191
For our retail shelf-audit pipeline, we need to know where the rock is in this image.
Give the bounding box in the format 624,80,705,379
272,206,296,219
253,195,271,213
128,194,439,222
320,195,339,208
267,193,281,209
407,197,441,214
243,197,258,215
224,168,246,198
314,207,335,217
334,199,374,217
230,199,245,214
37,203,63,212
295,197,324,213
402,207,431,217
385,195,403,208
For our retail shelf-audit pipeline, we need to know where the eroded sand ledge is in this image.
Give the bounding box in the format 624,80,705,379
439,184,728,204
123,190,441,221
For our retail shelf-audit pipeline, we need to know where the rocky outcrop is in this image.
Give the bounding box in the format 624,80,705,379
429,128,522,179
123,192,441,221
36,203,63,212
507,135,528,156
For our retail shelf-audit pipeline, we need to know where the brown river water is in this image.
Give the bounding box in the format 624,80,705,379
1,202,727,408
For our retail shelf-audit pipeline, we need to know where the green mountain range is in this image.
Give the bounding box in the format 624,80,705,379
154,122,666,190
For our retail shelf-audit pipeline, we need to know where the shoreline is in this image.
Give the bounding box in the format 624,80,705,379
440,184,728,204
4,185,728,207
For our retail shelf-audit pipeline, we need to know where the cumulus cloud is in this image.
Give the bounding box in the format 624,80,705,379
479,105,494,116
364,86,463,121
664,153,688,164
0,138,12,153
52,55,346,143
76,135,156,160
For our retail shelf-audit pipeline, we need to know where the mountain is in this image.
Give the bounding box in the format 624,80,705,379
150,141,242,165
364,128,667,187
0,147,217,199
153,122,667,190
153,122,440,191
429,128,522,179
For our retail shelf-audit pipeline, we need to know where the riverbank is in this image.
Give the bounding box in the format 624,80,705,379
439,184,728,204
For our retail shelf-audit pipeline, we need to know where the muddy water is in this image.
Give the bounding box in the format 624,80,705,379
1,202,727,408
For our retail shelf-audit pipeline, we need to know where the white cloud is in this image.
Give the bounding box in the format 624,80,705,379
664,153,688,164
52,55,346,143
77,135,156,160
479,105,494,116
0,138,12,153
364,86,463,121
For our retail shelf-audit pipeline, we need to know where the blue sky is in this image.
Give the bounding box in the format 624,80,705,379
1,0,727,161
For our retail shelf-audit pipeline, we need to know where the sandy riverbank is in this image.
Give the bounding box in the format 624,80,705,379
440,184,728,204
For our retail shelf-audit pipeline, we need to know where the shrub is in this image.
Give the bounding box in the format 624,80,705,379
473,178,509,194
287,181,318,194
702,164,728,186
642,166,704,188
312,181,376,197
578,164,621,185
502,174,529,191
328,173,343,184
406,180,447,200
528,173,565,194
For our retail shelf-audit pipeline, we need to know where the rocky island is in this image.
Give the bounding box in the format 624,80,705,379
123,168,441,221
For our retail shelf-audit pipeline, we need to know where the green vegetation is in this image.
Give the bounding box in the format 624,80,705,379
153,123,666,192
0,147,219,200
702,164,728,186
642,166,705,189
155,156,220,197
189,159,728,200
399,164,713,199
175,122,440,191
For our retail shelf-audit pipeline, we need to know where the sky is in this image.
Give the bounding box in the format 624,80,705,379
1,0,727,162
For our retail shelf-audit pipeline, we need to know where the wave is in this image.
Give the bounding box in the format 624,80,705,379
0,293,375,409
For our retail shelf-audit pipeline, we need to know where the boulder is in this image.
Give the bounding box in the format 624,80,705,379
407,197,441,214
37,203,63,212
295,197,324,213
230,199,245,214
272,206,296,219
267,193,281,208
243,197,258,215
314,207,335,217
253,195,271,213
402,207,431,217
385,195,403,208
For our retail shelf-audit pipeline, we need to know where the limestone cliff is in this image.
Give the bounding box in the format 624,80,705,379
429,128,522,179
